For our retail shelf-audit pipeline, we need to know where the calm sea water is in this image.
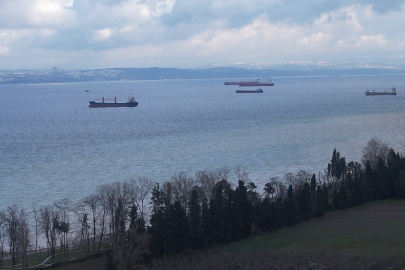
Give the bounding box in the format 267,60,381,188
1,75,405,209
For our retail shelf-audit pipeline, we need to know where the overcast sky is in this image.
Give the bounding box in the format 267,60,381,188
0,0,405,70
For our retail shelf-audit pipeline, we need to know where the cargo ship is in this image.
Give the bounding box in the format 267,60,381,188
236,88,263,93
89,95,138,108
365,87,397,96
224,78,274,86
238,79,274,86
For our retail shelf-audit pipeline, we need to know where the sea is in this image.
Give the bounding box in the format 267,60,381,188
1,75,405,210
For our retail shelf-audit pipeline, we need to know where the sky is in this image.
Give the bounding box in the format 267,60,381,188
0,0,405,70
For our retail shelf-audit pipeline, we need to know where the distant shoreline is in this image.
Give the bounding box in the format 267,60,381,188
1,67,405,84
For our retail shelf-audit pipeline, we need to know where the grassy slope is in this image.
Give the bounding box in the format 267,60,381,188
59,200,405,270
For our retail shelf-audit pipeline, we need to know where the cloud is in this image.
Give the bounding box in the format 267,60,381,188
0,45,10,55
355,34,388,48
0,0,76,28
0,0,405,69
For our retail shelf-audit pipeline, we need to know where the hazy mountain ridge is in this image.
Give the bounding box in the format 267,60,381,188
1,66,405,84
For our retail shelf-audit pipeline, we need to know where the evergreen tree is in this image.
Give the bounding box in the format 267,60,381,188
283,185,298,226
149,184,166,258
298,183,311,221
201,197,210,248
254,198,274,232
365,160,374,201
234,181,254,239
314,185,324,217
188,189,202,249
165,201,188,255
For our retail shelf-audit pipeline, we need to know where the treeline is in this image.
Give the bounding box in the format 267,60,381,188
105,138,405,269
1,138,405,270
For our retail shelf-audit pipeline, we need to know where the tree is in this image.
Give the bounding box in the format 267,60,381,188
298,183,311,221
171,172,195,211
234,181,253,239
188,189,202,249
149,183,167,258
82,193,101,252
134,177,154,221
0,214,5,269
2,205,30,269
54,199,71,259
40,204,58,262
283,185,298,226
235,165,250,183
263,182,275,198
362,137,390,170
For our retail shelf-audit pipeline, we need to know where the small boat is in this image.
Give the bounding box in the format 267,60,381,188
236,88,263,93
89,95,138,107
365,87,397,96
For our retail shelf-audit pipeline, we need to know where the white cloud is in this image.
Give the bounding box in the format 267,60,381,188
354,34,387,48
92,28,114,41
0,0,77,28
1,0,405,69
0,46,10,55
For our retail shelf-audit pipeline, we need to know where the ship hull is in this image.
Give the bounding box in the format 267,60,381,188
89,102,138,107
224,82,240,85
365,87,396,96
365,92,396,96
238,82,274,86
236,90,263,93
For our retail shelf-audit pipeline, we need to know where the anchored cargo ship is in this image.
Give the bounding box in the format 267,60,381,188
238,79,274,86
365,87,397,96
89,95,138,107
236,88,263,93
224,78,274,86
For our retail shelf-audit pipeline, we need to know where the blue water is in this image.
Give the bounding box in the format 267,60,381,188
1,75,405,209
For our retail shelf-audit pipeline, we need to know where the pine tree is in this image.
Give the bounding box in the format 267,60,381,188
188,189,202,249
149,184,166,258
298,183,311,221
283,185,298,226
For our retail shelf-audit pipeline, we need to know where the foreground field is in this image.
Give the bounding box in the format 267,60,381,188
150,200,405,270
58,200,405,270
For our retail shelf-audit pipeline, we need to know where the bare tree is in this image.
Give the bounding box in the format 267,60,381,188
217,166,231,182
362,137,390,169
82,194,101,252
72,203,90,254
54,199,71,259
113,232,150,270
2,205,29,269
18,210,29,269
171,172,196,210
100,182,132,249
295,170,312,188
32,205,40,265
235,165,250,183
195,170,217,201
133,177,154,221
269,177,287,199
3,205,19,269
39,204,58,262
0,212,5,269
284,172,296,187
96,185,110,252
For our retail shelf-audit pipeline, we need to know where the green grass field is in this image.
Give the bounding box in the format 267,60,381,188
231,199,405,255
56,199,405,270
150,199,405,270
